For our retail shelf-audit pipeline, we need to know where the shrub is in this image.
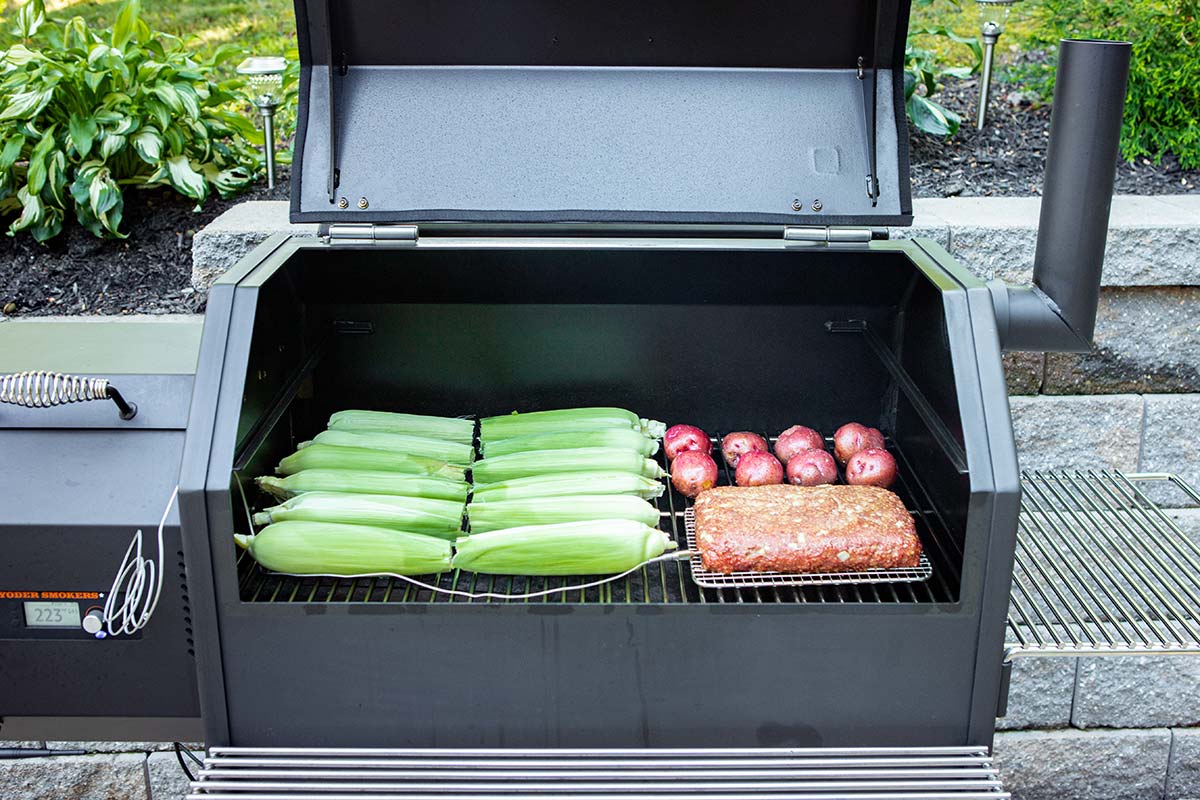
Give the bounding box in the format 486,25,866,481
0,0,261,241
1027,0,1200,169
906,0,984,136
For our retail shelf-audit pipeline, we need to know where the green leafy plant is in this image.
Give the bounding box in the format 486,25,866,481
0,0,261,241
1026,0,1200,169
905,0,984,137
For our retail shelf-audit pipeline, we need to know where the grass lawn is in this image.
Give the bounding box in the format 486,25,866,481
0,0,297,60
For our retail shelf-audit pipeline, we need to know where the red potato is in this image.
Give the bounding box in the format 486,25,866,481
671,450,719,498
663,424,712,461
774,425,824,464
845,448,898,488
735,451,785,487
721,431,768,468
833,422,886,465
786,448,839,487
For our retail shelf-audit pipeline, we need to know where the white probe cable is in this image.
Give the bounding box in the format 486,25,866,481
103,485,178,636
272,550,694,602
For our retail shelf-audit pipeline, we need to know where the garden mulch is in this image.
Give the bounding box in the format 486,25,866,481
0,171,289,318
3,69,1198,318
909,73,1200,199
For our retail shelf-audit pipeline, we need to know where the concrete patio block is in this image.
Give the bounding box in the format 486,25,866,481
994,728,1171,800
148,750,195,800
1008,394,1144,473
1004,352,1045,395
895,199,952,247
50,740,176,753
996,657,1075,730
1073,657,1200,728
1140,395,1200,507
1168,728,1200,799
1044,288,1200,395
0,752,149,800
913,195,1200,287
191,200,317,291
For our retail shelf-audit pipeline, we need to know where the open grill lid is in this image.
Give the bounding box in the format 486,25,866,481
291,0,914,227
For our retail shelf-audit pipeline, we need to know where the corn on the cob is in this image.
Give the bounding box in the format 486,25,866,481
481,428,659,458
472,471,665,502
252,492,465,538
471,447,666,484
308,429,474,466
256,470,470,502
327,410,474,443
467,495,660,533
481,407,666,442
451,520,676,575
277,444,466,480
236,521,452,575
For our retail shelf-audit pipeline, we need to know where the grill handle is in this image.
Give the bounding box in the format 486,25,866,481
991,38,1131,353
0,371,137,420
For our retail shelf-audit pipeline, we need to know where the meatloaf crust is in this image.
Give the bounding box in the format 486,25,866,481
693,484,922,574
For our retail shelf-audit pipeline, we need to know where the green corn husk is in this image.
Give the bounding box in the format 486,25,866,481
252,492,465,538
277,444,466,480
471,447,666,484
256,470,470,502
481,407,666,442
481,428,659,458
472,471,666,502
467,494,661,533
451,520,676,576
308,429,474,466
327,410,475,444
236,521,452,576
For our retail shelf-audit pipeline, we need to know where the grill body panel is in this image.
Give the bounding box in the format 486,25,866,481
180,235,1020,751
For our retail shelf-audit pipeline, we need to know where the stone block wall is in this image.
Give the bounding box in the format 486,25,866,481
6,196,1199,799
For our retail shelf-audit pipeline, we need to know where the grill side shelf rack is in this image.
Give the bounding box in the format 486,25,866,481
189,746,1010,800
1006,470,1200,659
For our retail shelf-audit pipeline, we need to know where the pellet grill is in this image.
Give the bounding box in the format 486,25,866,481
10,0,1200,796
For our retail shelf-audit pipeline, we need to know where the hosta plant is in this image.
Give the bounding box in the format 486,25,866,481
0,0,261,241
906,0,984,137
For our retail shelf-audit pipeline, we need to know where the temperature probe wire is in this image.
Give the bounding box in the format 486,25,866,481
103,485,178,636
271,551,694,602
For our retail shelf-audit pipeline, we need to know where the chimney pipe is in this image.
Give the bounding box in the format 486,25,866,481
991,38,1131,352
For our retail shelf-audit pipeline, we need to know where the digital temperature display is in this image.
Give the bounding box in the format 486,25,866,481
24,601,82,628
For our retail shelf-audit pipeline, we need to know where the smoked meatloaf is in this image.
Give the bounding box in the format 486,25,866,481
693,484,922,574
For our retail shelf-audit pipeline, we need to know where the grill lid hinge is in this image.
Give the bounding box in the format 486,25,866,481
321,223,419,245
783,226,882,245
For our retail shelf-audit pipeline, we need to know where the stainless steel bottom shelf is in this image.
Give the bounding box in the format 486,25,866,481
189,747,1009,800
1007,470,1200,658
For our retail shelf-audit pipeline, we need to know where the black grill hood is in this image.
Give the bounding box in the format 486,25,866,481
290,0,914,227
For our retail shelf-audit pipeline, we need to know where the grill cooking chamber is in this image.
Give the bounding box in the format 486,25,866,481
180,235,1020,749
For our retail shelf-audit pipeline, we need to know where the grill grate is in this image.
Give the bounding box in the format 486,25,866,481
189,746,1009,800
237,437,957,605
1006,471,1200,657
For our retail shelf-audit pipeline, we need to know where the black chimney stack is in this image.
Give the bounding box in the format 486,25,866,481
991,38,1132,352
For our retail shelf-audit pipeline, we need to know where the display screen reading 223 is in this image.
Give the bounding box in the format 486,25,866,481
24,601,82,628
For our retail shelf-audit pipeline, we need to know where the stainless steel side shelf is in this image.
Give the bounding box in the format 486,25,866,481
1007,470,1200,658
190,746,1009,800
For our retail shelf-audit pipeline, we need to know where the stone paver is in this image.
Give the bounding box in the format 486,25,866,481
994,728,1171,800
0,752,148,800
996,657,1076,730
1008,394,1144,473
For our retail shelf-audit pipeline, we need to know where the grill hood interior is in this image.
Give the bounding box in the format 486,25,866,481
290,0,915,227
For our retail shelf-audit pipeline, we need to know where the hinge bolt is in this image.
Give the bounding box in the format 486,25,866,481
791,199,803,212
337,197,349,209
811,199,824,212
357,197,369,209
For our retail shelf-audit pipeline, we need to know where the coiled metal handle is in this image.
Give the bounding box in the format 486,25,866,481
0,371,137,420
